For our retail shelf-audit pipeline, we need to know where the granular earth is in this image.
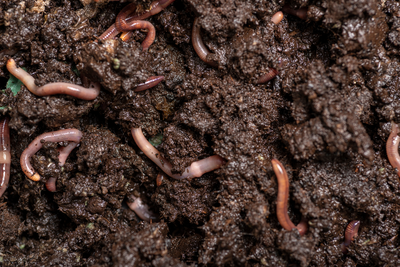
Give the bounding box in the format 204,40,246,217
0,0,399,266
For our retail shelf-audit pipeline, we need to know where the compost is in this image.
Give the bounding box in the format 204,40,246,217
0,0,400,266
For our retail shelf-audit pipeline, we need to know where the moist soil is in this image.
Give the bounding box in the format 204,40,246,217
0,0,399,266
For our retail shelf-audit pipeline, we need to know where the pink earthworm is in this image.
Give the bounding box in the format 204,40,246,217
6,59,100,100
45,142,80,192
127,196,159,222
119,31,133,42
99,24,120,40
131,127,225,180
57,142,80,166
135,76,164,92
100,0,174,45
156,172,165,186
342,220,360,253
282,4,308,20
20,129,83,182
0,117,11,198
115,0,176,31
271,159,308,236
386,122,400,177
257,68,279,84
45,177,58,192
116,20,156,51
191,18,218,67
271,11,284,24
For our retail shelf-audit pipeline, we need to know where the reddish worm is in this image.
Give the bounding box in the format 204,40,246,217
118,20,156,51
7,59,100,100
0,117,10,198
386,122,400,177
45,143,81,192
135,76,165,92
156,172,165,186
191,18,218,67
342,220,360,253
100,0,175,50
21,129,83,182
271,159,308,236
127,196,159,222
131,127,225,180
46,177,58,192
115,0,176,29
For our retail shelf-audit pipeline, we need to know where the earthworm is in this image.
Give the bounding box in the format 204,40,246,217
296,217,309,236
386,122,400,177
257,12,283,84
45,177,57,192
131,127,225,180
115,0,176,31
6,59,100,100
342,220,360,253
58,142,80,166
45,142,80,192
127,196,159,222
0,117,10,198
99,24,120,40
135,76,164,92
271,11,284,24
119,31,133,42
257,68,279,84
20,129,83,182
192,18,218,67
117,20,156,50
282,4,308,20
100,0,174,41
156,172,165,186
271,158,307,236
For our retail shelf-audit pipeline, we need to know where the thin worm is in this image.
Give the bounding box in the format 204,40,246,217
6,59,100,100
0,117,11,198
271,11,284,24
58,142,80,166
115,0,176,31
296,217,309,236
271,159,307,236
45,177,57,192
100,0,174,41
99,23,120,40
131,127,225,180
127,196,159,222
342,220,360,253
20,129,83,181
45,142,80,192
116,20,156,50
192,18,218,67
257,68,279,84
282,4,308,20
135,76,164,92
156,172,165,186
120,31,133,42
386,122,400,177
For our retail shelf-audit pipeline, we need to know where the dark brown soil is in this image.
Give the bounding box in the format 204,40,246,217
0,0,399,266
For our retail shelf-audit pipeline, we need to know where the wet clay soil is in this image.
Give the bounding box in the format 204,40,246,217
0,0,400,266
